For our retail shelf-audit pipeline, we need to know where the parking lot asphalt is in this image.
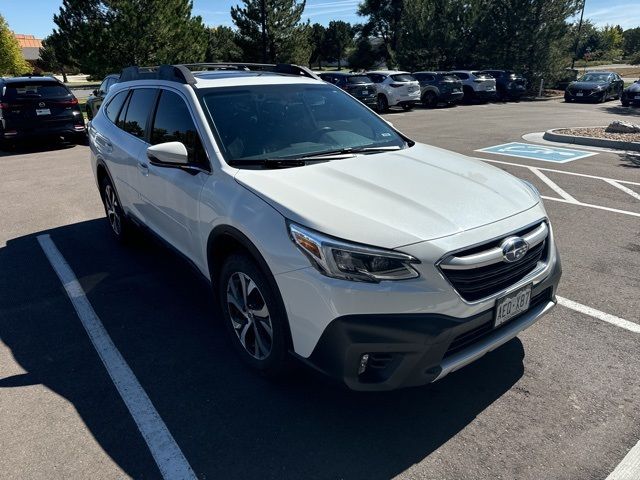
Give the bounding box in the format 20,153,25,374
0,99,639,480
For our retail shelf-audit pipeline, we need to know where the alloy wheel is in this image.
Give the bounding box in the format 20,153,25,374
226,272,273,360
104,184,121,235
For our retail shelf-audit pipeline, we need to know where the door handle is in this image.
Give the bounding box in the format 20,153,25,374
137,161,149,176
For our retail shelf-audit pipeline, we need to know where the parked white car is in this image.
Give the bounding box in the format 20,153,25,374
89,63,561,391
450,70,497,102
366,70,421,112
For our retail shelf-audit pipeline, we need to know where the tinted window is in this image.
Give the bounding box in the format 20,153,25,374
347,76,371,84
4,82,70,100
121,88,156,139
578,73,610,82
99,79,109,94
368,74,384,83
201,84,407,163
105,90,128,123
105,77,117,91
390,74,416,82
151,90,207,166
452,72,468,80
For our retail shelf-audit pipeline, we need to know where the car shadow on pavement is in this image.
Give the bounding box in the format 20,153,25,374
0,219,526,479
602,104,640,116
0,139,81,157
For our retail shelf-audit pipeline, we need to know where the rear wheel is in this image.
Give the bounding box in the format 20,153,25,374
422,91,437,108
218,253,291,377
376,94,389,113
100,176,132,242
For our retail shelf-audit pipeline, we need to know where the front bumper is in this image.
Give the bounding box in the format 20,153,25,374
621,92,640,105
303,258,561,391
565,90,602,102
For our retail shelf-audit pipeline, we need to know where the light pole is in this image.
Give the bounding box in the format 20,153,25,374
571,0,586,70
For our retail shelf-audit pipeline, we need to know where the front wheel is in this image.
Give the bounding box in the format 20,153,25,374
218,253,292,377
621,100,630,107
422,91,437,108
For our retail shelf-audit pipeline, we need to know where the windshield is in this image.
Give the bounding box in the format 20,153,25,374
3,82,71,100
347,76,372,84
200,84,408,163
578,73,610,83
390,74,416,82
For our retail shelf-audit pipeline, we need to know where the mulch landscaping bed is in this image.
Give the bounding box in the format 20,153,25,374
555,127,640,143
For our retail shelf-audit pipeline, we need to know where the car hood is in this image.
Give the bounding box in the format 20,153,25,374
570,81,608,89
624,82,640,92
234,144,539,249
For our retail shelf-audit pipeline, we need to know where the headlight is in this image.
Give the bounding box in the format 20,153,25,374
288,223,420,282
521,179,540,199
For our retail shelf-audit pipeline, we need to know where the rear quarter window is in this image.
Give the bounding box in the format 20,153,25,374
105,90,128,123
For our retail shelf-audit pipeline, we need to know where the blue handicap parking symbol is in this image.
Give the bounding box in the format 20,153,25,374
476,142,597,163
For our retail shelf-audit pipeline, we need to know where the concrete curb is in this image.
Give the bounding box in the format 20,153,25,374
543,128,640,151
522,95,564,102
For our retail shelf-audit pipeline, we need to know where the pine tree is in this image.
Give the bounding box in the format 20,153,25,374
53,0,206,77
0,15,30,75
206,26,243,62
231,0,311,64
323,21,353,70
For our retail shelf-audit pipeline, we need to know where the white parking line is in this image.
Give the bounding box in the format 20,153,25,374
529,167,578,203
481,158,640,187
604,179,640,202
606,438,640,480
557,296,640,334
539,196,640,218
37,234,196,480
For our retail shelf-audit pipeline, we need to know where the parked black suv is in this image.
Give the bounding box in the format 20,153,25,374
318,72,377,109
413,71,464,107
86,73,119,120
0,76,85,148
478,70,527,101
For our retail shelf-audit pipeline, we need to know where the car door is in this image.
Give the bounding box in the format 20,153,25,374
136,88,209,259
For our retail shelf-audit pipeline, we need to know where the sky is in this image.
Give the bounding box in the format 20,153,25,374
1,0,639,39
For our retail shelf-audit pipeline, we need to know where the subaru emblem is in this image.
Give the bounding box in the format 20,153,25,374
38,102,46,108
501,236,529,263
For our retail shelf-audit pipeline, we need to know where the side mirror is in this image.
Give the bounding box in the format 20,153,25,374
147,142,189,165
93,89,99,96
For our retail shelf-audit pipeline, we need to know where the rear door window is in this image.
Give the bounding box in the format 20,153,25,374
151,90,207,167
120,88,157,139
452,72,468,80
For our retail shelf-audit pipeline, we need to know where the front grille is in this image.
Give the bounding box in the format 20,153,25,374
443,288,552,358
440,223,548,302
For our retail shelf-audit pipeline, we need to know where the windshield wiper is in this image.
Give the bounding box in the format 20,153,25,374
289,145,403,161
227,158,309,169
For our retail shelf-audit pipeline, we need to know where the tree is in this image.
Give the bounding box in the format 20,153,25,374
348,36,382,71
0,15,30,76
323,21,353,69
53,0,207,77
38,34,74,81
309,23,326,69
206,26,242,62
231,0,311,64
357,0,405,67
623,27,640,58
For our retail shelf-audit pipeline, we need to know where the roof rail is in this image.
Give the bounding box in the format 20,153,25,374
119,64,197,85
179,63,321,80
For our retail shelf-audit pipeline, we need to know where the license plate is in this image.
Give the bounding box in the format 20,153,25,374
576,92,583,97
36,108,51,116
494,284,531,328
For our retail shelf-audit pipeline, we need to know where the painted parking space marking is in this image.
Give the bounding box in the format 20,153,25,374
529,168,577,203
37,234,196,480
557,296,640,334
477,142,598,163
477,157,640,218
606,437,640,480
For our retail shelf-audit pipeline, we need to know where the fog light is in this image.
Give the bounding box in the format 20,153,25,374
4,130,17,137
358,354,369,375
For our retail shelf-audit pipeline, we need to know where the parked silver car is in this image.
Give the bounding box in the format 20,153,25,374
449,70,497,103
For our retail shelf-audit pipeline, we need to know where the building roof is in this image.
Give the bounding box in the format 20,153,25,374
14,34,43,61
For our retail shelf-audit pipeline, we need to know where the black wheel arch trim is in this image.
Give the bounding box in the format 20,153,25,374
207,224,295,349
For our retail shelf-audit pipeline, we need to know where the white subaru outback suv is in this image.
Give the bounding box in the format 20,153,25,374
89,63,561,391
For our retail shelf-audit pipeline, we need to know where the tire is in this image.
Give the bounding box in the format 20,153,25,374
422,91,437,108
376,94,389,113
99,175,132,243
462,86,474,103
599,92,607,103
218,253,291,377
